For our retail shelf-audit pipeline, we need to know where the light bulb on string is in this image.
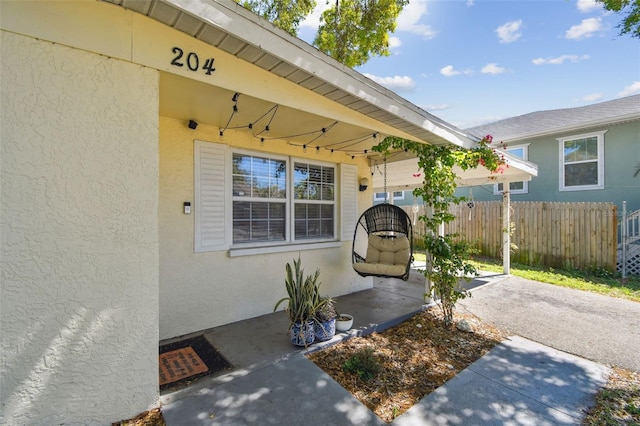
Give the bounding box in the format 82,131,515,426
247,123,253,134
264,125,270,135
303,144,307,153
316,146,320,155
260,137,265,147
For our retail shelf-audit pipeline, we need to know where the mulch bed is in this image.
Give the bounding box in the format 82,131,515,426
307,308,508,423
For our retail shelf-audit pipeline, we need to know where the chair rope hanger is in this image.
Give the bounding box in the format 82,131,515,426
352,155,414,281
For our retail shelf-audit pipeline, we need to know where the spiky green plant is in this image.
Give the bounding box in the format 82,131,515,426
274,256,322,328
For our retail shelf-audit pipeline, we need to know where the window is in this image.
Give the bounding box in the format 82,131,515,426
195,141,352,254
374,191,405,202
293,162,335,240
232,153,287,243
495,145,529,194
231,153,336,244
559,131,605,191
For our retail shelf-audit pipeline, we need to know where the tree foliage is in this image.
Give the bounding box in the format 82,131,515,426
237,0,316,36
373,136,504,326
314,0,408,67
595,0,640,38
236,0,407,67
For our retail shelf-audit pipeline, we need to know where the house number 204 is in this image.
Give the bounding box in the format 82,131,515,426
170,47,216,75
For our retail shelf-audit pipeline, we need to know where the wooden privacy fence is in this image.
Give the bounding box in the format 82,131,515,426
401,201,618,271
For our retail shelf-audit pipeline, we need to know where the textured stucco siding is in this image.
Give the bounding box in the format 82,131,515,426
1,32,160,425
159,117,371,340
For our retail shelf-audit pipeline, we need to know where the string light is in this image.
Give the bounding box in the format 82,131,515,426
217,93,397,158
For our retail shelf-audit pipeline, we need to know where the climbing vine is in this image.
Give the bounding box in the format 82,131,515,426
373,135,505,326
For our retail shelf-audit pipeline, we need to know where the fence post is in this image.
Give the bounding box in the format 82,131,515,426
622,201,627,280
502,191,511,274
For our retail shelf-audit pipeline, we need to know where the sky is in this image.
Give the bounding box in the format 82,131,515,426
296,0,640,129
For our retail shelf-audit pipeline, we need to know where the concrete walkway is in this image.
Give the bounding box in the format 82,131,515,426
161,272,619,425
459,275,640,372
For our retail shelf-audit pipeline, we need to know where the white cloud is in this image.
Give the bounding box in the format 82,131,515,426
388,36,402,50
565,17,602,40
396,2,438,38
576,0,600,13
481,63,506,74
466,0,475,6
363,73,416,91
581,93,604,102
619,81,640,97
496,20,523,43
300,2,331,29
440,65,461,77
532,54,590,65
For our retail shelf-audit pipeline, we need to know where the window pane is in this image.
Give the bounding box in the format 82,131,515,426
233,201,251,219
320,219,334,238
510,181,524,191
509,147,525,159
233,201,285,243
564,137,598,163
294,202,333,239
565,162,598,186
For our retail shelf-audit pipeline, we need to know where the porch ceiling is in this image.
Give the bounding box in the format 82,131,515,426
101,0,479,152
160,72,381,153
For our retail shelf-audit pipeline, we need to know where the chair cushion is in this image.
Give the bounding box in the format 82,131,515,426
363,234,410,266
353,261,408,277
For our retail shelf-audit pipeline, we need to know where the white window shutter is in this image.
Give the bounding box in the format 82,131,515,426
195,140,227,252
340,164,358,241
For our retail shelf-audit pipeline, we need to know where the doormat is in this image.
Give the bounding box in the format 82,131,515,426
159,335,233,391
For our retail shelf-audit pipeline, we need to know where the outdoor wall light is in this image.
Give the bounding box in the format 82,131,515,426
359,177,369,192
188,119,198,129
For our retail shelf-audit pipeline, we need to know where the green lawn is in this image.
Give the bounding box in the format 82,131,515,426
412,253,640,303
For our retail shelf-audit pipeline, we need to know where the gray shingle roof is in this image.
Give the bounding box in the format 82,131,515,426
466,94,640,142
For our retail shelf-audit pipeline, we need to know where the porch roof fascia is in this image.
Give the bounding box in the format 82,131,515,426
102,0,477,149
371,150,538,192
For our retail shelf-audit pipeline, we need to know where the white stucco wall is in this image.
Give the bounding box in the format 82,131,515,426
0,31,160,425
159,117,372,339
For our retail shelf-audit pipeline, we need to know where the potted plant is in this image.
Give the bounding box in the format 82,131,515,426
313,297,337,342
274,256,319,347
335,312,354,332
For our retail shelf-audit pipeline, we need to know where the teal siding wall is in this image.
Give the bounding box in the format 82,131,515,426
456,120,640,213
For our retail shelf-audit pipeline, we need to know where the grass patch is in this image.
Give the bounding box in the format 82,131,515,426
412,253,640,302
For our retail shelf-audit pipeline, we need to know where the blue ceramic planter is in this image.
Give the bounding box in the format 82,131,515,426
314,318,336,342
291,320,315,347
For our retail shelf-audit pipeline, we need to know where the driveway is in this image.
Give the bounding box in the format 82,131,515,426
459,275,640,371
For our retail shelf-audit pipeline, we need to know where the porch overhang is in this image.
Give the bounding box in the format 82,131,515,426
371,150,538,192
101,0,478,153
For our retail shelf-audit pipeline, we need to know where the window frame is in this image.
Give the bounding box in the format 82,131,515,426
558,131,606,192
229,149,337,249
494,144,529,195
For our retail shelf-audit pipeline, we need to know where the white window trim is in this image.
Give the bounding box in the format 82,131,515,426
558,130,606,192
494,144,529,195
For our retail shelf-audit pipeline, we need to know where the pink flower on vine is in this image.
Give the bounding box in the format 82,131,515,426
485,135,493,143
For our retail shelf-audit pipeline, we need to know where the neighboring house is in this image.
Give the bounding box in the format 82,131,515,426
460,95,640,213
0,1,494,424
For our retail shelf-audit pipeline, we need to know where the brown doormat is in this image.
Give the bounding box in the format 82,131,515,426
159,335,233,391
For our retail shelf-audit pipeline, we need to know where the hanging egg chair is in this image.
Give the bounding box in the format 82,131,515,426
352,203,414,280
